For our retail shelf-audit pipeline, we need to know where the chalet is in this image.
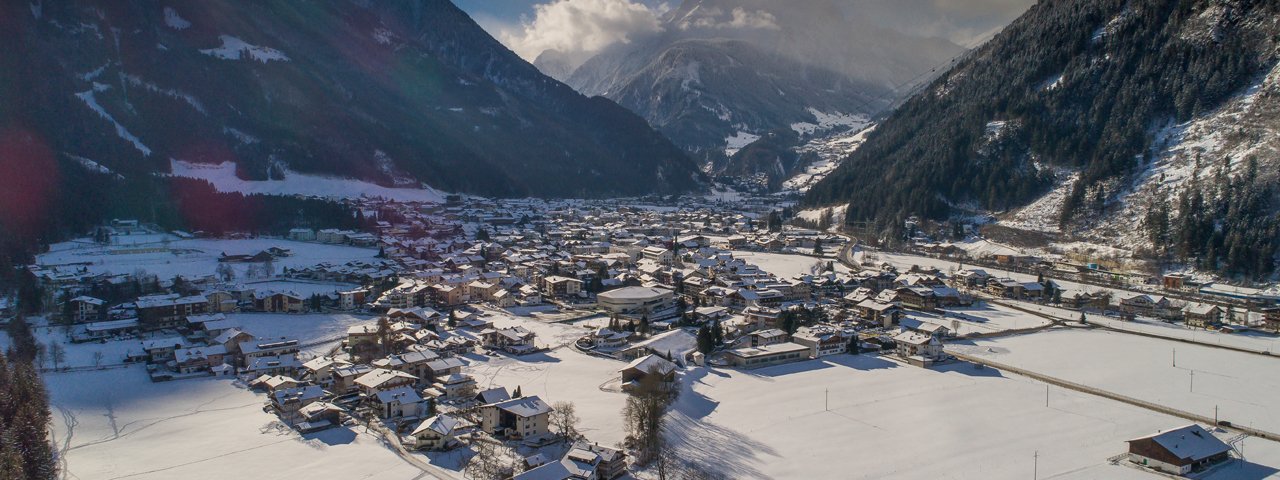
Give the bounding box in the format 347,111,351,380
372,350,440,379
725,342,810,369
895,286,938,310
482,326,537,354
1125,425,1231,475
172,344,228,374
480,395,554,439
411,414,463,451
346,323,382,349
430,284,464,308
301,356,346,388
619,354,677,392
425,357,466,380
748,328,788,347
254,291,305,313
135,293,209,330
475,387,512,405
296,402,345,433
338,289,369,310
332,364,374,393
855,299,900,327
69,296,105,323
430,373,478,399
641,246,673,265
1182,303,1223,328
542,276,583,298
204,290,240,313
372,386,423,419
271,385,326,425
986,278,1025,298
241,355,303,376
791,325,850,357
1120,294,1177,319
355,368,419,395
1059,289,1110,311
953,269,990,288
892,331,943,367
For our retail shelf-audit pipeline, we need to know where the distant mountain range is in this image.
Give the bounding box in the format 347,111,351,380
0,0,705,198
550,0,964,172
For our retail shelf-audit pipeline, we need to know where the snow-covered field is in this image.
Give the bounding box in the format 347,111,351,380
904,302,1052,336
38,310,1280,479
228,312,379,355
731,251,850,278
960,328,1280,435
38,236,378,280
47,368,425,480
170,159,445,203
1006,301,1280,354
665,354,1280,479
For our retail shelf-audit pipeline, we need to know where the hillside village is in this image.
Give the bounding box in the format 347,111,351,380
11,192,1280,479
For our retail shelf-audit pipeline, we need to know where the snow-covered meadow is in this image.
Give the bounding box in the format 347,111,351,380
960,328,1280,435
38,236,378,280
47,368,425,480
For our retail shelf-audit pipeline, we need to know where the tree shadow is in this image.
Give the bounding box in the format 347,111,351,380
301,426,356,445
933,360,1006,378
663,408,775,479
822,354,899,371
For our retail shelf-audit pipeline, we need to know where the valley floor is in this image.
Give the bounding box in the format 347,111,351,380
41,308,1280,479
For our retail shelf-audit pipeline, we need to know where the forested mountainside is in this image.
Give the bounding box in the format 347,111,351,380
563,0,963,158
0,0,704,199
805,0,1280,278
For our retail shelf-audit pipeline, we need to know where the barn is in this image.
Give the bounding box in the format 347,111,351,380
1125,424,1231,475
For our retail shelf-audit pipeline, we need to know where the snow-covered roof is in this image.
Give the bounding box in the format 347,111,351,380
411,414,461,437
491,396,553,418
620,354,676,375
1127,424,1230,462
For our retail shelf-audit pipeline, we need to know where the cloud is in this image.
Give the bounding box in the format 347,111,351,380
683,7,780,30
496,0,666,68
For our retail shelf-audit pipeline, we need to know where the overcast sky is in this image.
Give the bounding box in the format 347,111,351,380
455,0,1035,63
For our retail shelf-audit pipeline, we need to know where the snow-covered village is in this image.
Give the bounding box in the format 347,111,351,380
4,1,1280,479
0,188,1275,480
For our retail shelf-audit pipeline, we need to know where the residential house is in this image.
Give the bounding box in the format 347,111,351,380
411,414,463,451
355,368,419,396
373,386,423,419
1183,303,1223,328
69,296,105,323
480,396,554,439
619,354,676,392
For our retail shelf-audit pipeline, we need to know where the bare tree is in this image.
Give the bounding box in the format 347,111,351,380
463,437,517,480
49,343,67,370
623,366,678,465
92,351,105,368
550,401,581,440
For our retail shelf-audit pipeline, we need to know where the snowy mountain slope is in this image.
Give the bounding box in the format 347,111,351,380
0,0,705,198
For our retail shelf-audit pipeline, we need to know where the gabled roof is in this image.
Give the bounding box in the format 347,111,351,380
490,396,553,418
620,354,676,375
411,414,461,437
355,368,418,389
1127,424,1230,463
